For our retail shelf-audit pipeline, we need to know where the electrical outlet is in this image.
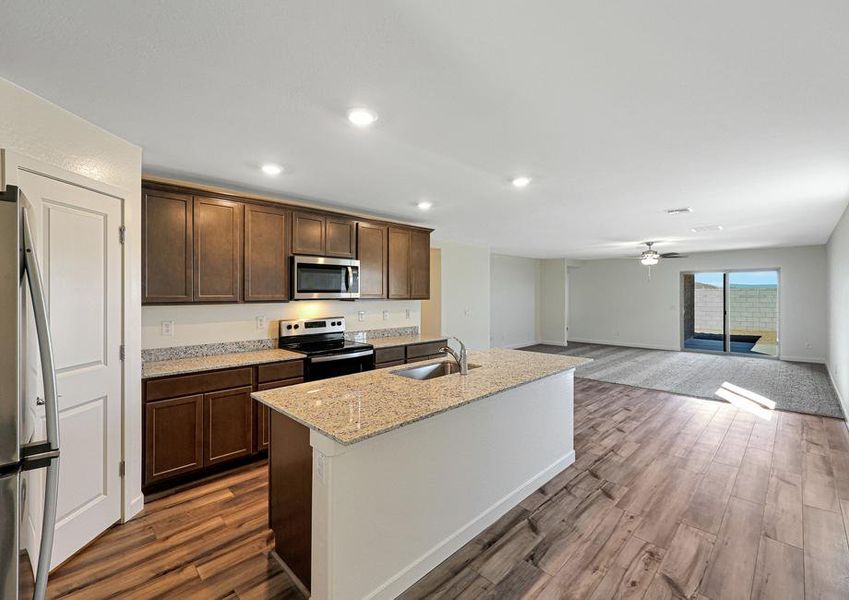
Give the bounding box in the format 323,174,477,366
256,316,266,330
382,310,389,321
405,308,411,319
358,311,365,322
161,320,174,336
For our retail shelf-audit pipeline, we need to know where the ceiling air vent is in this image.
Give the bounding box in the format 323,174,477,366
666,207,693,215
690,225,724,233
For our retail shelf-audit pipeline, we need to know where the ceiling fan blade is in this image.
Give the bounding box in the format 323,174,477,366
660,253,688,258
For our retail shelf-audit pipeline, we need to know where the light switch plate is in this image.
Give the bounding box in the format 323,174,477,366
358,311,365,322
382,310,389,321
161,320,174,336
405,308,411,319
256,315,266,330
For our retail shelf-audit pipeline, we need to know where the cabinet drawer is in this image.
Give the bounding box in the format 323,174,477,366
145,367,253,402
374,346,405,365
376,359,405,369
257,361,304,384
406,340,447,360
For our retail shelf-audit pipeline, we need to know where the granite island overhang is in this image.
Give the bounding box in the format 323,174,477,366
253,348,591,600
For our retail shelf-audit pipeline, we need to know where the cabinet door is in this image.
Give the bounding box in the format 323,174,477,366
204,386,253,466
292,211,326,255
326,216,357,258
144,394,203,485
194,197,243,302
410,230,431,299
142,190,193,303
388,227,411,299
254,378,304,452
357,222,387,298
245,204,289,301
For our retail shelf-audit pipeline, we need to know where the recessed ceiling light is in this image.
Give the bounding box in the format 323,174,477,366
261,163,283,176
666,207,692,215
417,200,433,211
690,225,724,233
511,176,532,188
347,108,378,127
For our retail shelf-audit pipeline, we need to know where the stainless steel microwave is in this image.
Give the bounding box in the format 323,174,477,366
292,256,360,299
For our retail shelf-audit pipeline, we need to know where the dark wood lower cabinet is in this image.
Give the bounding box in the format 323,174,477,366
204,386,253,466
144,394,204,485
143,360,305,494
255,377,304,452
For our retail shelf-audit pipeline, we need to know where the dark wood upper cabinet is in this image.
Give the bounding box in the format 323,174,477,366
357,222,388,298
410,230,431,299
144,394,203,485
141,181,431,304
142,191,193,303
292,211,356,258
193,197,243,302
388,227,411,299
203,386,253,466
291,211,326,256
244,204,289,302
325,217,357,258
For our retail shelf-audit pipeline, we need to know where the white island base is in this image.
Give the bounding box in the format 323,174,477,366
305,369,575,600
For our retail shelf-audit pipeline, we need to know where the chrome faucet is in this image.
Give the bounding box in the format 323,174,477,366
440,336,468,375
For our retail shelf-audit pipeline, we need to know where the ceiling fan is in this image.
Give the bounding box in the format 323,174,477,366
634,242,688,266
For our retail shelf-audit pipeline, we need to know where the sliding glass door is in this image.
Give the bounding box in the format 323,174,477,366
681,270,779,357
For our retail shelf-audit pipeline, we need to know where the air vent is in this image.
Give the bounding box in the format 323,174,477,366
666,207,693,215
690,225,724,233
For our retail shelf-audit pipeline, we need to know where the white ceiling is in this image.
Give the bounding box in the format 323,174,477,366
3,1,849,258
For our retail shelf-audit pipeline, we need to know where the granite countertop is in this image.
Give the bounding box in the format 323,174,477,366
367,334,448,349
143,348,304,379
253,348,591,446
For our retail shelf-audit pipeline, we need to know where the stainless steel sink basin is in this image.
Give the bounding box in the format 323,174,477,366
392,361,480,381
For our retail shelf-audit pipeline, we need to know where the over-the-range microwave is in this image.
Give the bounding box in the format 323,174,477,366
292,255,360,300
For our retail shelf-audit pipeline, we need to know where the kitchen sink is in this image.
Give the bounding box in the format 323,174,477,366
392,361,480,381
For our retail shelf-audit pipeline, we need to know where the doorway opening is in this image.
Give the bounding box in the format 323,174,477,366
681,270,779,358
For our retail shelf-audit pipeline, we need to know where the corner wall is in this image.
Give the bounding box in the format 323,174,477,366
438,241,491,350
827,203,849,417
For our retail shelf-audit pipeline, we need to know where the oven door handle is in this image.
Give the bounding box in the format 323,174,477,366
346,266,353,292
311,349,374,363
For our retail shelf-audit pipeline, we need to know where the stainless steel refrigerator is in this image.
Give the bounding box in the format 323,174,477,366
0,185,60,600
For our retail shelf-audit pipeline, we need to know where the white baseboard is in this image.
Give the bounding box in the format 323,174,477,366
125,493,145,522
537,339,568,347
826,363,849,422
567,337,678,351
495,340,539,349
781,355,827,364
368,450,576,600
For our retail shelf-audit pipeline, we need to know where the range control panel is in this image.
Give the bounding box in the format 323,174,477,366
279,316,346,337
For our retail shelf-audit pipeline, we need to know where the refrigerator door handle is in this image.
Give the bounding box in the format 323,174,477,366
22,207,60,600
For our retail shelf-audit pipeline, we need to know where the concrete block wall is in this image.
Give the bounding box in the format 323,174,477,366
693,286,777,338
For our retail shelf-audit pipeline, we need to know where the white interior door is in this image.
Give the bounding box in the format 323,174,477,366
18,169,123,569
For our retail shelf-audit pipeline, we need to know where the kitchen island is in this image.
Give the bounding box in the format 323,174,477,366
253,348,590,600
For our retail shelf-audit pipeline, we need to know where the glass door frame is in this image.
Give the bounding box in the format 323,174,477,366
679,268,780,360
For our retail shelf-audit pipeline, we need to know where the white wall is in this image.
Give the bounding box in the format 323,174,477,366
537,259,568,345
143,300,420,348
568,245,828,362
827,204,849,416
490,254,538,348
438,241,491,350
0,77,145,520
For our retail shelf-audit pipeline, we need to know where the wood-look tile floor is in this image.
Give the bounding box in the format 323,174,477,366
48,378,849,599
